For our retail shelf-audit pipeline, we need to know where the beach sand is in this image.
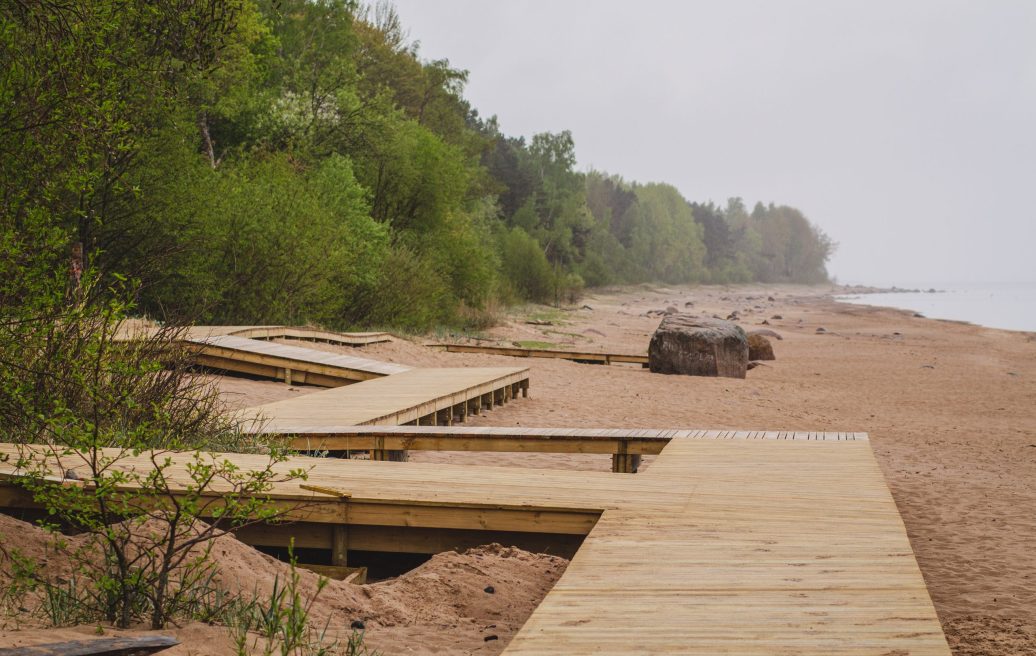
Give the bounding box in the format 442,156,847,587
2,284,1033,654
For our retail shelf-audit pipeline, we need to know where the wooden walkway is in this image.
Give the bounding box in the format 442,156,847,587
234,367,530,435
430,343,648,365
117,324,393,347
0,436,949,654
198,326,391,346
504,438,950,655
190,335,408,386
268,426,865,473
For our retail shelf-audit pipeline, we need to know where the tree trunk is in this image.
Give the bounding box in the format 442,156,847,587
198,112,217,169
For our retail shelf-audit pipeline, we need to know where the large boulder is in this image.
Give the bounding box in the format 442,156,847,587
648,315,749,379
747,333,776,361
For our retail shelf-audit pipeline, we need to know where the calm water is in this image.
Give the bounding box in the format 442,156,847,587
835,282,1036,333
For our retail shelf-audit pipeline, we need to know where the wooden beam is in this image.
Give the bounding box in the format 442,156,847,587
233,523,586,558
332,524,348,566
296,564,367,584
429,343,649,366
0,636,179,656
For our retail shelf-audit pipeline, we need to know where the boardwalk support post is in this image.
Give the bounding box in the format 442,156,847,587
611,441,642,474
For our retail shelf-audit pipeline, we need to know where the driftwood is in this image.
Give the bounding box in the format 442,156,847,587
0,636,179,656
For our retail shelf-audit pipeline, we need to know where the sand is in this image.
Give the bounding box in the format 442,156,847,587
2,284,1034,654
0,512,566,655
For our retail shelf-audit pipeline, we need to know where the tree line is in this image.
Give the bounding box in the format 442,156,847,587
1,0,835,333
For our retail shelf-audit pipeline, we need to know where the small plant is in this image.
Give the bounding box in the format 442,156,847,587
1,277,309,630
0,544,41,614
38,575,97,627
227,546,378,656
514,340,557,350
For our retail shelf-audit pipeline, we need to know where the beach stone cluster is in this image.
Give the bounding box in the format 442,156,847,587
648,315,749,379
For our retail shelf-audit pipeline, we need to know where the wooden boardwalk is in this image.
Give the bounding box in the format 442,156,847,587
430,343,648,365
267,426,865,473
191,335,408,386
117,324,392,346
504,438,950,655
0,436,949,654
195,326,392,346
234,367,531,433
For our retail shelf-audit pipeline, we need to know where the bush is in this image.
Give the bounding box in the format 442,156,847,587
556,272,585,305
358,245,453,332
497,227,554,303
0,276,307,629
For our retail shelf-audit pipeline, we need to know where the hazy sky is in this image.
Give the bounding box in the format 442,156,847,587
390,0,1035,285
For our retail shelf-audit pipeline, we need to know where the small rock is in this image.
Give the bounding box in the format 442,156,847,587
664,306,679,315
771,314,783,320
767,296,775,301
921,364,935,369
747,333,776,360
484,585,495,594
726,312,740,321
913,312,924,318
815,327,826,333
760,319,770,325
484,635,499,642
350,620,365,630
63,468,80,481
582,304,593,310
684,301,694,307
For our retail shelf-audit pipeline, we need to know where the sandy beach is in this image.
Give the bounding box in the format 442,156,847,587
2,284,1033,655
213,284,1036,654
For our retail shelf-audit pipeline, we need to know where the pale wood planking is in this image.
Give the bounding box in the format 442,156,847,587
234,367,530,431
503,439,949,655
115,324,393,346
191,334,408,384
429,343,649,365
209,326,392,346
258,426,867,458
0,436,949,653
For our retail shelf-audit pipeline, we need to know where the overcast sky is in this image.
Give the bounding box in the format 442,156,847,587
391,0,1034,285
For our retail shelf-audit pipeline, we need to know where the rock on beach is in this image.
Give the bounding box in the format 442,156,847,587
648,315,749,379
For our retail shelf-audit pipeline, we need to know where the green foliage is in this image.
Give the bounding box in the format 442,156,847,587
1,297,307,629
1,0,836,335
497,227,554,303
135,149,388,326
226,548,378,656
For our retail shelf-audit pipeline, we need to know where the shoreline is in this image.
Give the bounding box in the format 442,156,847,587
833,284,1036,334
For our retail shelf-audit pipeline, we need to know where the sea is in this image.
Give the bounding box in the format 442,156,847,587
835,282,1036,333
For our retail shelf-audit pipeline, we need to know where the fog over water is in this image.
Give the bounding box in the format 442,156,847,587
837,282,1036,332
391,0,1036,286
